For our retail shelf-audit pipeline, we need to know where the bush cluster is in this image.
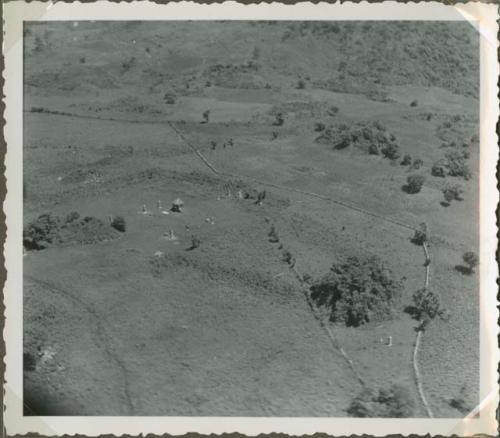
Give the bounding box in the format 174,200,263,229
316,121,400,160
23,211,123,250
432,150,471,180
310,255,402,327
347,384,415,417
442,184,464,204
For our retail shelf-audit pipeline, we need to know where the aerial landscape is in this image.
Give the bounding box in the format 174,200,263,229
22,21,479,417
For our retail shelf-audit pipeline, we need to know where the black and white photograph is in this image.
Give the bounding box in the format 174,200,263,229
3,1,499,436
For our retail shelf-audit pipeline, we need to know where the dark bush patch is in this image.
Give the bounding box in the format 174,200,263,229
111,216,126,232
24,212,119,250
400,154,412,166
411,223,428,246
403,174,425,194
410,158,423,170
347,384,415,417
405,288,442,321
310,255,402,327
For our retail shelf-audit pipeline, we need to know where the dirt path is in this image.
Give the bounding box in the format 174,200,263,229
25,275,135,415
171,121,436,417
26,108,435,417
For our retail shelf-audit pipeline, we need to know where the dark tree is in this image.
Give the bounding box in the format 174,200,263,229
400,154,412,166
310,255,402,327
405,174,426,194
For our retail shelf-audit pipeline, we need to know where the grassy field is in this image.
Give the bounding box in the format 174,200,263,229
23,21,479,417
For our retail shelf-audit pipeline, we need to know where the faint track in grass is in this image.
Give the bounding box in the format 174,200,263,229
170,121,436,417
28,108,435,417
24,275,135,415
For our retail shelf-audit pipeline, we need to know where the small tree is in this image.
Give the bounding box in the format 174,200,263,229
442,185,464,205
411,288,441,321
463,251,478,274
400,154,412,166
202,109,210,123
410,158,423,170
310,255,402,327
381,143,401,160
411,223,428,246
431,161,447,177
405,174,425,194
297,79,306,89
410,99,418,107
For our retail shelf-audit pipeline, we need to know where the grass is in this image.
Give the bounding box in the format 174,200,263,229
23,21,479,417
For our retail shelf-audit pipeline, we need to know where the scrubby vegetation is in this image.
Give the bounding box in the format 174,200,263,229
411,223,428,246
316,120,400,160
441,184,464,205
310,255,402,327
23,212,119,250
462,251,478,274
406,288,443,322
347,384,415,417
404,174,425,194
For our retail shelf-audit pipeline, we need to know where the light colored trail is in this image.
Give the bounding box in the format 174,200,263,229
171,120,436,418
28,107,435,417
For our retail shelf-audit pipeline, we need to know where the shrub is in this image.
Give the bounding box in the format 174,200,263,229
442,184,464,204
410,99,419,107
400,154,412,166
347,384,415,418
310,255,402,327
271,131,279,140
23,213,62,250
79,57,86,64
444,150,471,180
405,174,425,194
202,109,210,123
381,143,401,160
409,288,442,321
314,122,326,132
411,223,428,245
463,251,478,274
111,216,126,232
431,161,447,177
297,79,306,89
410,158,423,170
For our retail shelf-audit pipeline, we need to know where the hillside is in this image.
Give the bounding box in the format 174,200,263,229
23,21,479,418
